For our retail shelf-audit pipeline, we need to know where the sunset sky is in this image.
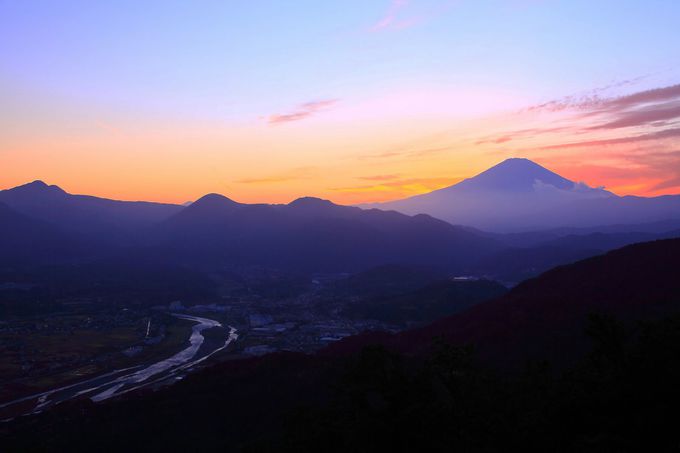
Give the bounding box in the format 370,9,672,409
2,0,680,204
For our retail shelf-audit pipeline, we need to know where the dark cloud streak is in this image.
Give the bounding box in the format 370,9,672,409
538,127,680,150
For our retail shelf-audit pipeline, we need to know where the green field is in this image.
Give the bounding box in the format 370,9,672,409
0,313,194,401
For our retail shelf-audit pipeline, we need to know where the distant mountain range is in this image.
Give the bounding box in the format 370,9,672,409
0,183,501,273
0,180,182,240
362,158,680,232
149,193,501,272
1,165,679,274
473,229,680,284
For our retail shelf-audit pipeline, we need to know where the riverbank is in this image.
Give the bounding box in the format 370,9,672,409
0,314,236,420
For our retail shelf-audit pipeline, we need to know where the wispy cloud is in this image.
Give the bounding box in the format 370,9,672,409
525,83,680,130
365,78,680,197
653,174,680,191
547,148,680,195
358,174,401,181
267,99,338,125
475,135,513,145
525,76,650,113
358,145,453,161
589,103,680,130
512,81,680,194
330,176,457,201
94,120,126,135
605,84,680,110
358,150,403,160
475,127,571,145
370,0,411,32
537,127,680,150
478,83,680,151
617,149,680,192
368,0,454,32
235,167,316,184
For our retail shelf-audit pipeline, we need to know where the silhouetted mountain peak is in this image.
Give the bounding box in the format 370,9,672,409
495,157,541,168
0,182,182,237
362,158,633,232
288,197,336,209
7,180,67,197
455,158,575,192
192,193,240,207
172,193,243,222
159,193,243,228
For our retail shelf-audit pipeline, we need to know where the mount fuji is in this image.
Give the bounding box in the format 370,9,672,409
362,158,680,232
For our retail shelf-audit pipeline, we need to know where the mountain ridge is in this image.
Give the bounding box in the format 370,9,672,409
151,193,503,272
362,158,679,232
0,181,184,238
325,237,680,367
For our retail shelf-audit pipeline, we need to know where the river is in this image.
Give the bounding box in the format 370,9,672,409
0,314,237,420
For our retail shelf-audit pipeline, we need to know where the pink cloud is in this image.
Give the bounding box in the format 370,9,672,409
368,0,454,32
330,176,457,194
524,76,650,113
267,99,339,125
235,166,317,184
358,174,401,181
370,0,409,32
537,127,680,150
606,84,680,109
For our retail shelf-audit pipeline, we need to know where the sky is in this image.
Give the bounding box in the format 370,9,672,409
1,0,680,204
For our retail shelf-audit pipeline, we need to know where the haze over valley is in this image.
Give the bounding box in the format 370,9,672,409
2,1,680,451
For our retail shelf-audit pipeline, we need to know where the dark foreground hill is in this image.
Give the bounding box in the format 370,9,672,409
329,238,680,366
4,239,680,452
322,264,507,327
474,229,680,284
344,278,507,326
397,237,680,365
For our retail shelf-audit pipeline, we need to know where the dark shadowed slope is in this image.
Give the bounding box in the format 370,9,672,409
345,278,507,326
364,158,680,232
150,194,502,272
487,218,680,248
474,229,680,284
6,241,680,451
396,238,680,366
0,201,88,263
4,240,680,452
332,264,447,298
0,181,183,238
325,265,506,326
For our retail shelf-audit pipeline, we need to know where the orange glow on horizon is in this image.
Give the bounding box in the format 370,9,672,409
3,84,680,205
